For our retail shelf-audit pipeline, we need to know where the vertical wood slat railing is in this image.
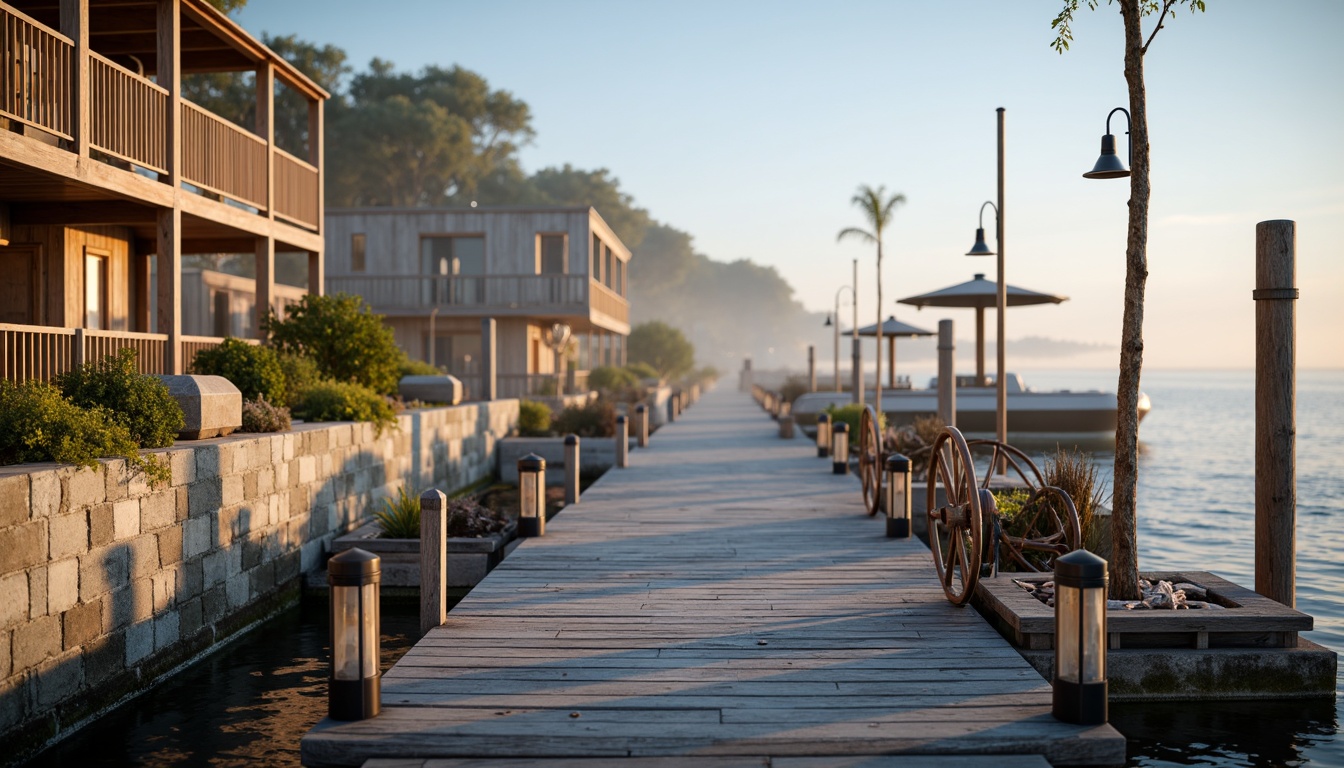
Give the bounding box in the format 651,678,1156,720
274,147,319,230
89,52,167,174
0,4,73,139
80,329,167,375
181,99,268,210
180,335,258,373
589,281,630,325
0,324,192,384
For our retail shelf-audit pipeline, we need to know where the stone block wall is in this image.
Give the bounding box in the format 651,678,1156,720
0,399,517,755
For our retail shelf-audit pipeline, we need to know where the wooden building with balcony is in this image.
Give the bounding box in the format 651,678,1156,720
0,0,325,381
325,207,632,399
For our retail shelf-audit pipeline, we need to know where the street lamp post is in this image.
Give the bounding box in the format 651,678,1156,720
963,108,1009,449
825,283,855,397
965,201,999,389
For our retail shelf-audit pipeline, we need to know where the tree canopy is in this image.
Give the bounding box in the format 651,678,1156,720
628,322,695,380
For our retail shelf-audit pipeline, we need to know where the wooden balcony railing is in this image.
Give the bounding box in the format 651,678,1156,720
274,147,319,229
182,99,268,210
327,274,590,312
0,4,72,139
90,52,167,174
589,280,630,325
1,324,178,384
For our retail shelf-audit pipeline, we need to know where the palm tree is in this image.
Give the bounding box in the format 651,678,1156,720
837,185,906,415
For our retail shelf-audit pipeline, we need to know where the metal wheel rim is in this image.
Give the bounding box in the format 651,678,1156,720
927,427,983,605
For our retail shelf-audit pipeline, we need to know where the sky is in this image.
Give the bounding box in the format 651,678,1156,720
237,0,1343,371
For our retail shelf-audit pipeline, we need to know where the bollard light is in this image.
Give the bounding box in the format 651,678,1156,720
563,434,580,505
328,547,381,721
884,453,911,538
1053,548,1108,725
816,413,831,458
634,403,649,448
615,414,629,468
831,421,849,475
518,452,546,537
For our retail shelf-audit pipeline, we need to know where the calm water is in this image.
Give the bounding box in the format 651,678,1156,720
30,369,1343,766
1024,368,1344,767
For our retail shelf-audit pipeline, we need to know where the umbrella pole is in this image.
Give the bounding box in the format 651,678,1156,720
888,335,895,389
975,306,986,386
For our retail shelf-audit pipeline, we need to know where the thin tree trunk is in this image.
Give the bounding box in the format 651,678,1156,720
875,241,883,416
1112,0,1149,601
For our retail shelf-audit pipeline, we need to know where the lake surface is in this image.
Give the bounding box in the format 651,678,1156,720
29,369,1342,766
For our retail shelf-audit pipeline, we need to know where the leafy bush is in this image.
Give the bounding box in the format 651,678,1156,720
552,399,616,438
446,497,509,538
0,380,169,487
265,293,402,395
624,362,659,382
191,338,285,403
399,356,442,378
588,365,639,392
240,396,292,433
778,375,809,407
375,485,421,539
298,380,397,435
56,348,184,449
277,352,323,409
518,400,552,436
823,403,885,447
628,321,695,379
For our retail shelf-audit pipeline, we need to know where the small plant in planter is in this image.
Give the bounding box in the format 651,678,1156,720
373,486,512,539
374,485,421,539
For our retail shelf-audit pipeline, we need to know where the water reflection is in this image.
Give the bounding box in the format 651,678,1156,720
1112,698,1338,767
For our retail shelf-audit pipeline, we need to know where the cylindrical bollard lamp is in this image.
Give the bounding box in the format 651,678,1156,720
328,547,381,721
615,414,629,468
563,434,580,505
778,414,795,439
884,453,911,538
816,413,831,458
831,422,850,475
518,453,546,537
1053,549,1108,725
667,395,676,423
634,403,649,448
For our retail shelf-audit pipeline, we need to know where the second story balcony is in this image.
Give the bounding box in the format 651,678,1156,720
326,274,630,332
1,0,324,232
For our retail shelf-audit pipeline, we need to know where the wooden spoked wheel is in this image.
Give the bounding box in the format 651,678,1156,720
927,427,982,605
858,405,882,516
996,486,1082,573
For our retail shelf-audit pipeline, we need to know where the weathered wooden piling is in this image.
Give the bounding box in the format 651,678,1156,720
634,403,649,447
1254,219,1297,607
937,319,956,426
563,434,580,505
419,488,447,635
615,414,629,468
808,345,817,392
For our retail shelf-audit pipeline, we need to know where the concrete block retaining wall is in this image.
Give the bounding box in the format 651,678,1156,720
0,399,518,755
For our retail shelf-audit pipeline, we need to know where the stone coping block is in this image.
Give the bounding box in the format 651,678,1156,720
399,375,463,406
154,375,242,440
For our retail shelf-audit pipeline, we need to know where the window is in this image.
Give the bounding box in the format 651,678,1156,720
84,251,108,329
591,234,601,281
351,233,366,272
421,236,485,304
614,258,624,296
537,234,566,274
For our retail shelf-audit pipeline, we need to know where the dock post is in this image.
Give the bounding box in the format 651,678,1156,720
937,319,956,427
667,393,676,423
1254,219,1297,607
634,404,649,448
615,414,629,468
808,345,817,392
564,434,580,505
779,414,795,439
419,488,447,636
480,318,497,401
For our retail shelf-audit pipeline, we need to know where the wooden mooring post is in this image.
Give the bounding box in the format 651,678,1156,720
1254,220,1297,607
937,319,955,427
564,434,580,505
419,488,448,635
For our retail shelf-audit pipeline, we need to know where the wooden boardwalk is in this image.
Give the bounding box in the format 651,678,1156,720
302,388,1126,767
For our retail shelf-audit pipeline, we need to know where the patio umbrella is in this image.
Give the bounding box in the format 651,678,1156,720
897,273,1067,385
854,316,934,390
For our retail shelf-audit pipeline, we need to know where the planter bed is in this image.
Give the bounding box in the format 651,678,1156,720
332,520,515,589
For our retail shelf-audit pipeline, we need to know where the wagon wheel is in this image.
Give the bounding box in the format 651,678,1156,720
858,405,882,516
997,485,1082,573
965,439,1045,491
927,426,983,605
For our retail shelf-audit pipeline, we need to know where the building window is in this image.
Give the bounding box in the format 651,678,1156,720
613,258,624,297
421,236,485,304
591,234,601,282
537,234,566,274
84,251,108,329
351,233,366,272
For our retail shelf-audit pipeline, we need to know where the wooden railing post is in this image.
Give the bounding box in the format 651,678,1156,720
615,415,628,469
564,434,580,505
72,327,85,370
634,404,649,448
59,0,89,157
419,488,447,636
480,318,496,401
1254,220,1297,608
937,319,955,427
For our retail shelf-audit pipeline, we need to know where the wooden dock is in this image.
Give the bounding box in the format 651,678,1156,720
301,388,1126,767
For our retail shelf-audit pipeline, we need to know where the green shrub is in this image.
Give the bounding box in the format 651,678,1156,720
0,380,169,487
265,293,402,395
56,348,184,448
823,403,885,447
298,380,397,435
240,396,291,433
399,356,441,378
277,352,323,408
588,366,639,392
552,399,616,438
628,321,695,379
374,485,420,539
191,338,285,403
624,362,659,382
518,400,552,436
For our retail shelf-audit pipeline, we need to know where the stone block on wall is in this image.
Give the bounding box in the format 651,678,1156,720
399,375,463,406
153,375,242,440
